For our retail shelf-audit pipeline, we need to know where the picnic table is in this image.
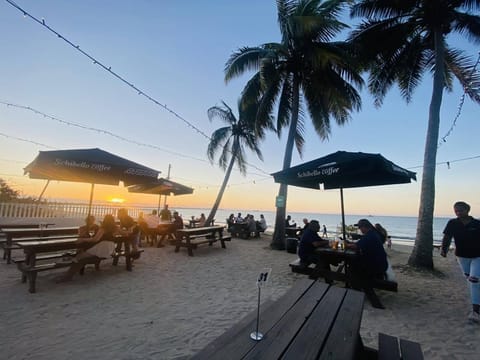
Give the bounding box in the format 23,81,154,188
15,234,134,293
193,278,366,359
290,246,398,308
175,225,230,256
2,226,79,264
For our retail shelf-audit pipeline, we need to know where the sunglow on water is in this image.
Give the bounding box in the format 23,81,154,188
146,206,449,246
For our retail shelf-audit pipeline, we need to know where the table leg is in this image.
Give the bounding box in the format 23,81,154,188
124,241,132,271
186,237,193,256
112,242,122,266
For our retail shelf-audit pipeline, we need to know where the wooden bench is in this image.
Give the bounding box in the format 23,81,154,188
377,332,424,359
14,256,104,293
290,260,398,292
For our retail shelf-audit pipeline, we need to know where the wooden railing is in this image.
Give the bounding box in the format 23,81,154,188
0,201,149,219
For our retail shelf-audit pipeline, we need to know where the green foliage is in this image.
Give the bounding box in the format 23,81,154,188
0,178,19,202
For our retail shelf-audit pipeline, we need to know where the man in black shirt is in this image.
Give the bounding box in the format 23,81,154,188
442,201,480,324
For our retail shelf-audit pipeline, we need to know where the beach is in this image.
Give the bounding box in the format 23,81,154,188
1,227,479,359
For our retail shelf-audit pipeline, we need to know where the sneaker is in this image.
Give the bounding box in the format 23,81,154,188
467,311,480,324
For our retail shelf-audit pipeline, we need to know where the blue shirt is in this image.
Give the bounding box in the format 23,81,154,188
298,228,322,263
356,229,388,275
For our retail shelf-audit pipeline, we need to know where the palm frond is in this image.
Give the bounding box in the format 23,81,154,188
225,47,267,83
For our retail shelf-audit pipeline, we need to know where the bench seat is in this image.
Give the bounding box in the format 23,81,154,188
378,332,424,359
289,259,398,292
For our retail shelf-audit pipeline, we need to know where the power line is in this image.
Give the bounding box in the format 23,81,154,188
4,0,210,140
3,0,271,177
0,132,57,149
0,100,210,163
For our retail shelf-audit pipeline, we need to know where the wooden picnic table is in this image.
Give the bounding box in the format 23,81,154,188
175,225,230,256
2,226,79,264
16,234,134,293
193,278,365,359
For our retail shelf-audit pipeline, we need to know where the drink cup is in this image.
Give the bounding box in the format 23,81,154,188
333,240,339,249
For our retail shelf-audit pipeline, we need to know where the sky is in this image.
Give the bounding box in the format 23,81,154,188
0,0,479,218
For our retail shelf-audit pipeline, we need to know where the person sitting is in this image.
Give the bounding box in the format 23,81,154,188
57,214,121,282
246,215,257,238
159,204,172,222
255,214,267,235
302,218,309,231
196,213,206,227
227,214,235,232
298,220,329,268
118,208,141,259
344,219,388,309
285,215,297,228
78,215,100,238
235,212,244,223
374,223,389,245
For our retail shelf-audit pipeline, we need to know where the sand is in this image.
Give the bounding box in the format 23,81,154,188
1,221,479,359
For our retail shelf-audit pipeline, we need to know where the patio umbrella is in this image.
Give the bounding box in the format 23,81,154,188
271,151,416,239
24,148,160,213
127,178,194,212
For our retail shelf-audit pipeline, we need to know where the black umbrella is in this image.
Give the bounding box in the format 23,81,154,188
24,148,160,213
127,178,194,212
271,151,416,239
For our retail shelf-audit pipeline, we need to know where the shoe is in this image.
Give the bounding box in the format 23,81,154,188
468,311,480,324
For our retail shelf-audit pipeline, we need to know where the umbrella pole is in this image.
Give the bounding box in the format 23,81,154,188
88,183,95,216
340,188,346,240
37,179,50,202
157,194,161,214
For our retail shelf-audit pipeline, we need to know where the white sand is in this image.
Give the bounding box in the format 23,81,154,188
1,221,479,359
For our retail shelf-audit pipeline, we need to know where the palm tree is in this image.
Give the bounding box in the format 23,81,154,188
225,0,363,249
204,100,264,227
350,0,480,268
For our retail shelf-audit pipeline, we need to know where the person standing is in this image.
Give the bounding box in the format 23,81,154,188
159,204,172,222
441,201,480,324
322,224,327,237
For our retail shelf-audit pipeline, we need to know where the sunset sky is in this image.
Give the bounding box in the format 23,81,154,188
1,0,479,217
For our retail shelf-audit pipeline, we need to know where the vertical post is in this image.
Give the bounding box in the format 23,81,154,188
88,183,95,216
340,188,346,240
163,163,171,207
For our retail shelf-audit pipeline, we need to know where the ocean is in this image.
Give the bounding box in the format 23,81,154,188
160,207,449,246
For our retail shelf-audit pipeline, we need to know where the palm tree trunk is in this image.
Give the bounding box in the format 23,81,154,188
205,143,238,226
408,29,445,269
271,78,300,250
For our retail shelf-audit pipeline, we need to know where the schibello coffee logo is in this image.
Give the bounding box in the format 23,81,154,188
297,162,339,178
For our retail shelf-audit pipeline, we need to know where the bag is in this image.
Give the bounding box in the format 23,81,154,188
385,258,396,282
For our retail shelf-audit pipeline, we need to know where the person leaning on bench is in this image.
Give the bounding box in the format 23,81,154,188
344,219,388,309
56,214,122,283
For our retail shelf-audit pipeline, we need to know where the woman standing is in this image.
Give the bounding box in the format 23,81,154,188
441,201,480,324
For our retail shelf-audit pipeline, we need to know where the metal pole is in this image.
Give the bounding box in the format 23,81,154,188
37,179,50,202
88,183,95,216
340,187,346,240
250,285,263,341
163,164,171,207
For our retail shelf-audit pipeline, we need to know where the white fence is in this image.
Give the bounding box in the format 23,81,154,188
0,202,147,219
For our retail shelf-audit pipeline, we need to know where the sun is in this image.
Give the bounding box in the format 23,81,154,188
109,198,125,203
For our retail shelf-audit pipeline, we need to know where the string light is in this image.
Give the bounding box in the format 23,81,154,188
3,1,271,177
439,51,480,147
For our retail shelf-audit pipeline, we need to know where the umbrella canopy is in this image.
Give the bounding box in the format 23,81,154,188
24,148,160,213
128,178,194,196
128,178,193,213
271,151,416,238
24,148,160,186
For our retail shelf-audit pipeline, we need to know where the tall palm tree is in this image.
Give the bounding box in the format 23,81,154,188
204,100,264,226
225,0,363,249
350,0,480,268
